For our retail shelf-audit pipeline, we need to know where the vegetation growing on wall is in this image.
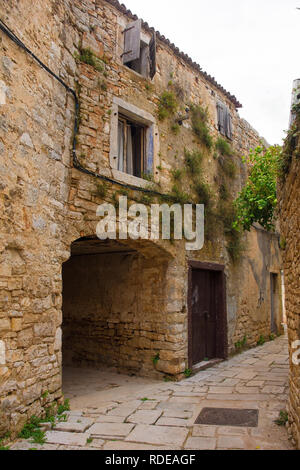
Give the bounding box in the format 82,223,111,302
190,104,213,150
233,146,281,232
158,91,178,121
75,47,107,73
279,113,300,178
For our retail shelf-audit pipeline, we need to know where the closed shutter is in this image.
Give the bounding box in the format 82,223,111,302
217,101,233,139
123,19,142,64
149,32,157,79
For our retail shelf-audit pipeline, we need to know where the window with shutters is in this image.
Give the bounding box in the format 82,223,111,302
109,97,157,185
217,101,233,140
122,19,156,79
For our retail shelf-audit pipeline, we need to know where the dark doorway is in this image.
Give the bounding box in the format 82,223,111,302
188,262,227,368
270,273,279,334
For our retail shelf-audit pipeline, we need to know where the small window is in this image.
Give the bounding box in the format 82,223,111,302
122,19,156,79
217,101,233,140
117,115,146,178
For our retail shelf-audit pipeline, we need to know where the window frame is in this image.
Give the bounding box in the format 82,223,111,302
118,114,146,178
110,97,158,188
120,18,156,80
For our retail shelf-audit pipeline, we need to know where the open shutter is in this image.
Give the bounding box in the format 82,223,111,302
225,111,233,140
122,19,141,64
149,32,157,79
217,102,225,136
146,127,154,174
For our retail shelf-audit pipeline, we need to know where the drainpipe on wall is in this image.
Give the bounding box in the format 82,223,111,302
289,78,300,127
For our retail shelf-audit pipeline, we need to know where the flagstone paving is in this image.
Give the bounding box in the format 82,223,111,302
10,335,294,450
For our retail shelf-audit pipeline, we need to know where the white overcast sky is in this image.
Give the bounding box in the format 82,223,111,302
122,0,300,145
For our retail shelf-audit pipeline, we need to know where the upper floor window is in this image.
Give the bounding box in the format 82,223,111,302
110,98,157,185
217,101,233,140
122,19,156,79
118,115,146,178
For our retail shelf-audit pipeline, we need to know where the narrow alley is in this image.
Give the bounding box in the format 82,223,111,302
11,335,293,450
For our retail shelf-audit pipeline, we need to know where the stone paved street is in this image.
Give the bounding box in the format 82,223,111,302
11,335,294,450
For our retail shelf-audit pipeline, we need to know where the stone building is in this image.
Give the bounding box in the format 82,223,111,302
0,0,283,436
278,80,300,449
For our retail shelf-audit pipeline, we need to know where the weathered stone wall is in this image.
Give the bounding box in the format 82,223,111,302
0,0,282,436
278,115,300,449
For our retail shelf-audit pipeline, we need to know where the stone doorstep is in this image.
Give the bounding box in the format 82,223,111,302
192,359,224,374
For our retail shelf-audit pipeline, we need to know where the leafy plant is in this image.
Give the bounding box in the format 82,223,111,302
171,185,190,204
142,172,155,182
190,104,213,149
152,353,160,366
233,146,281,232
184,149,203,176
257,335,266,346
275,410,288,426
194,181,212,207
184,369,192,378
57,399,70,416
279,120,299,177
235,335,247,352
215,137,233,157
18,416,47,444
76,48,105,73
171,168,183,181
158,91,178,121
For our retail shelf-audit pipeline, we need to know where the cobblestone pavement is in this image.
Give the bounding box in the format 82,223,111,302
11,335,294,450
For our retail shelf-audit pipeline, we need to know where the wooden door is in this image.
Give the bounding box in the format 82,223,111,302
191,269,217,365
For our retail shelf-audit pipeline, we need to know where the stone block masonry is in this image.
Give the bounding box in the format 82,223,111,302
278,113,300,449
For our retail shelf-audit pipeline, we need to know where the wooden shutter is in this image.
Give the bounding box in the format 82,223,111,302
149,32,157,79
123,19,141,64
146,127,154,174
217,102,225,136
225,112,233,140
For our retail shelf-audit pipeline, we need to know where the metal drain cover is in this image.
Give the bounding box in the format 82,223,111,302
195,408,259,427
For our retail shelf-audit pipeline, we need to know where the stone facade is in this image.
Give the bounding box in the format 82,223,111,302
278,112,300,449
0,0,283,436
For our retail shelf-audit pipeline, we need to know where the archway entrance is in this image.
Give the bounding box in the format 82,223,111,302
61,236,172,406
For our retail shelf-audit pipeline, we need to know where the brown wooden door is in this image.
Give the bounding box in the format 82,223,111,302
191,269,218,365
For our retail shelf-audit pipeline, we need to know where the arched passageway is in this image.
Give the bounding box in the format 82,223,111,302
61,236,174,404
